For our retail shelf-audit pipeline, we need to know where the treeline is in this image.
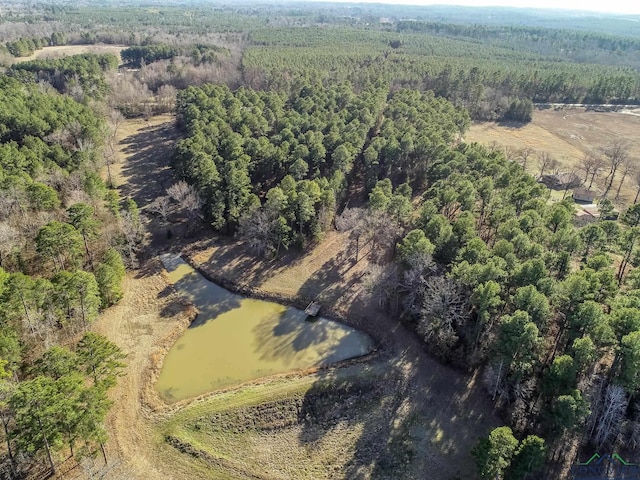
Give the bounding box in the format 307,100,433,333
20,5,270,35
0,66,137,475
9,53,119,101
244,27,640,118
4,37,47,58
4,3,639,115
174,81,394,247
397,21,640,69
351,139,640,475
3,33,66,58
121,43,229,68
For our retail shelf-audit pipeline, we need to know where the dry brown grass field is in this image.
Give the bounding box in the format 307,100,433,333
466,108,640,204
13,44,125,63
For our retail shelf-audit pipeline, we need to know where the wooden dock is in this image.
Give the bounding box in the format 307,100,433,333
304,301,321,317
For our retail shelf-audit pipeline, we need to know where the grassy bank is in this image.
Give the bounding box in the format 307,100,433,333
157,362,432,479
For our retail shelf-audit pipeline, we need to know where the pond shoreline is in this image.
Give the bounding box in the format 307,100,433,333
182,249,384,353
155,253,380,404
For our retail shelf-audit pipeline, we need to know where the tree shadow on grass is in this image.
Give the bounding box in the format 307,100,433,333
496,119,529,129
194,238,314,292
118,120,179,209
134,259,163,279
296,343,499,479
291,253,501,478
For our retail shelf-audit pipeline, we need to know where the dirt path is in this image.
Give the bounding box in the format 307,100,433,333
94,264,194,479
91,115,189,479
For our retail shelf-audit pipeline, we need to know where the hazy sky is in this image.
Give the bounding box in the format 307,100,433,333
305,0,640,15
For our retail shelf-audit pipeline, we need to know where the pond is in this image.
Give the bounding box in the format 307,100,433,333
156,254,374,402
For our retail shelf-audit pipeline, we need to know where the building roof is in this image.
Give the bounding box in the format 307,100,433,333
540,172,582,189
573,188,597,198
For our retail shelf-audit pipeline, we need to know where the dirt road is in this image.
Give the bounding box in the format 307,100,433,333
94,264,194,479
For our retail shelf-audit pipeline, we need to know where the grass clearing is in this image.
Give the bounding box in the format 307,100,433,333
12,44,125,63
466,108,640,204
158,363,425,480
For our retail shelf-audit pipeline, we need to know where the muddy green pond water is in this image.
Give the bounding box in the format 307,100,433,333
156,255,374,402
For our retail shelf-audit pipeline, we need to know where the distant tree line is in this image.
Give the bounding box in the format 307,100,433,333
121,43,229,68
244,27,640,119
397,21,640,70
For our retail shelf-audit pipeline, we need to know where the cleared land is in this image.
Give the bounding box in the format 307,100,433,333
93,262,196,480
466,108,640,203
12,44,125,63
88,115,500,479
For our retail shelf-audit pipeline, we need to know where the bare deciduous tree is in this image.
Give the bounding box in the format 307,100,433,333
588,383,628,447
633,170,640,204
238,208,286,258
602,140,630,198
518,147,534,171
398,252,436,316
579,153,599,185
167,181,202,222
537,152,555,179
364,263,400,312
624,407,640,450
365,210,400,263
335,207,368,262
120,211,146,268
418,276,467,355
0,187,26,220
103,141,117,188
97,110,125,188
483,361,508,402
615,159,635,200
65,189,91,208
147,196,171,225
108,109,125,137
157,84,177,113
503,145,517,162
106,73,153,117
0,222,19,267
